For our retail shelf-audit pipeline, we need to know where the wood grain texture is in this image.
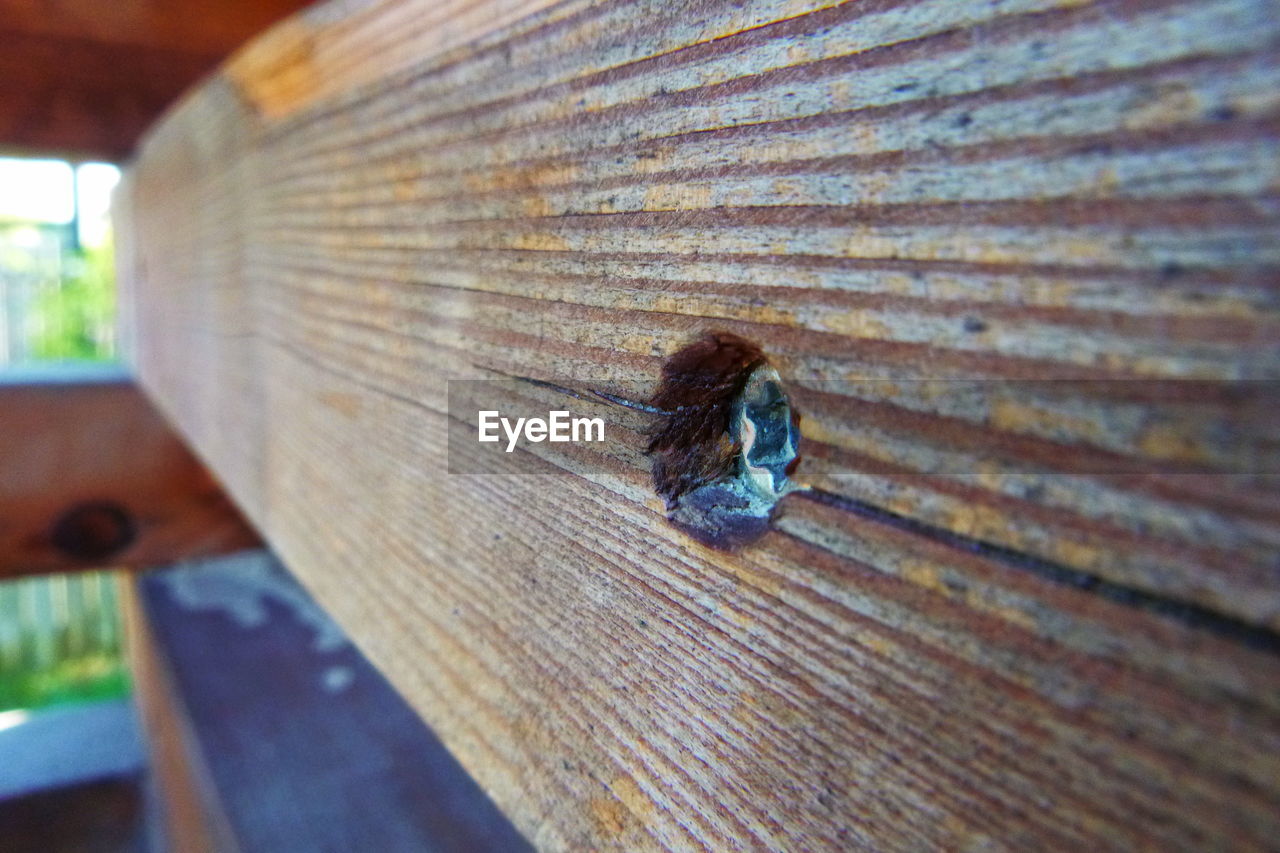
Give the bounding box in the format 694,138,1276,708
0,369,260,578
118,0,1280,849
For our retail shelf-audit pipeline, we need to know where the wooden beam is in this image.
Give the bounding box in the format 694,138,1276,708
117,0,1280,848
121,573,236,853
0,31,220,161
0,0,313,57
0,0,312,160
0,367,260,578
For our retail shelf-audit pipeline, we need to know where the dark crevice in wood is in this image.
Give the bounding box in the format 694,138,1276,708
801,487,1280,656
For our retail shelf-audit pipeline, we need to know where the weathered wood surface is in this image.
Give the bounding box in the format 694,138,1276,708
0,0,311,159
0,368,259,578
118,0,1280,849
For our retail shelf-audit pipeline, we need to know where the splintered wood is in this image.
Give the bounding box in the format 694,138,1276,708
117,0,1280,849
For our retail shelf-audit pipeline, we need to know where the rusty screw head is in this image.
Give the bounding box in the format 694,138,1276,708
646,332,803,548
50,501,136,562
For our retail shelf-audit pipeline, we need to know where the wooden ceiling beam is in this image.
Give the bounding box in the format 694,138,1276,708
0,0,311,57
0,0,312,160
0,30,220,161
0,368,260,578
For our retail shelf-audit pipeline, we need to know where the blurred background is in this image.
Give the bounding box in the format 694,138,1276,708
0,0,313,710
0,154,126,732
0,157,119,366
0,5,537,851
0,2,309,850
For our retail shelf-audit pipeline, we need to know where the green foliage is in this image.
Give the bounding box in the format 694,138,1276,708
0,652,129,713
27,240,116,362
0,572,130,713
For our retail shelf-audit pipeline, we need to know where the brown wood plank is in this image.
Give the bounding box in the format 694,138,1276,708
0,0,312,57
0,30,216,161
0,368,260,578
116,0,1280,849
121,573,236,853
0,0,312,159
